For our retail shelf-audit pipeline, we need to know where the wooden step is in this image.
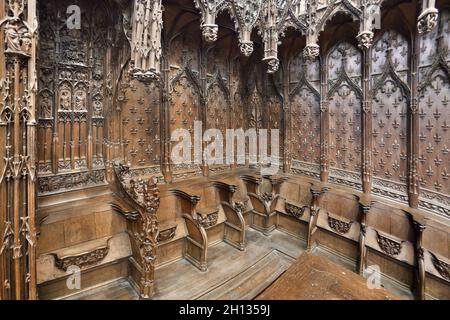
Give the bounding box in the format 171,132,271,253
64,279,139,300
197,250,293,300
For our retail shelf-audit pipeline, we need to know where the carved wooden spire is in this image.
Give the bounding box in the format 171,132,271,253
261,0,280,74
130,0,163,82
194,0,226,43
303,0,319,61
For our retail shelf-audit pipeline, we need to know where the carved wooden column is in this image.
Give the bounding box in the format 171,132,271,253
356,0,378,51
320,59,329,183
194,0,224,43
283,58,291,173
161,44,172,182
303,0,319,61
228,0,261,58
307,184,326,250
360,44,372,193
200,45,209,177
409,30,420,208
261,0,279,74
358,195,373,275
0,0,38,300
409,211,427,300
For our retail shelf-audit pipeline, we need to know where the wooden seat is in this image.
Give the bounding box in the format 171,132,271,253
212,181,246,251
241,174,288,235
170,189,208,271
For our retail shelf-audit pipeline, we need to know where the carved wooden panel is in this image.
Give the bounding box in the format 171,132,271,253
118,65,161,168
263,83,282,158
418,11,450,212
248,86,263,131
231,61,246,131
206,74,229,135
36,0,118,193
169,58,202,174
289,55,321,169
370,30,410,200
327,42,363,188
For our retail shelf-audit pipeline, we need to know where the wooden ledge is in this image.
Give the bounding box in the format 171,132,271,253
51,236,112,271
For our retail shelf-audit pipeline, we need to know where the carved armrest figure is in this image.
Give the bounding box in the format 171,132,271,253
170,189,208,271
307,183,328,250
111,161,160,300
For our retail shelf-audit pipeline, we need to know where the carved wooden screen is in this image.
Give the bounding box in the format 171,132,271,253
418,10,450,216
37,0,116,194
327,42,363,189
289,55,321,179
117,63,161,171
370,30,410,203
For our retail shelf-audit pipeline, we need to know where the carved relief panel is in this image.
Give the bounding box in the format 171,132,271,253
327,42,363,188
289,55,321,175
418,11,450,215
36,0,118,194
370,30,410,201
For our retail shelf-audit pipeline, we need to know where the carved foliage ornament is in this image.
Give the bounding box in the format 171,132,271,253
417,8,439,35
228,0,263,57
327,214,353,234
430,252,450,282
376,231,404,256
194,0,226,43
285,202,308,219
52,241,111,271
198,212,219,228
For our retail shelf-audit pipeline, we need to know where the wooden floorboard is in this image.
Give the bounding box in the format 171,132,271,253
197,250,293,300
153,229,306,300
257,253,399,300
65,279,139,300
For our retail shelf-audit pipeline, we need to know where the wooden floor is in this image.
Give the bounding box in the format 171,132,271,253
65,229,414,300
257,253,398,300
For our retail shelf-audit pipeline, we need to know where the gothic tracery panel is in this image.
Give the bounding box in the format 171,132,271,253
370,30,410,201
36,0,118,194
327,42,363,188
289,55,321,176
418,11,450,215
169,66,202,175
